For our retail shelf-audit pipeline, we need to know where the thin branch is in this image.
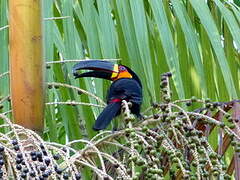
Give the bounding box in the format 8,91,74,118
44,16,71,20
46,101,104,108
47,82,106,105
0,71,9,79
0,25,9,31
0,95,10,104
46,58,119,64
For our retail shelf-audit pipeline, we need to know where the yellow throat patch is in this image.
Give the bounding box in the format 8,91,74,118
111,64,119,79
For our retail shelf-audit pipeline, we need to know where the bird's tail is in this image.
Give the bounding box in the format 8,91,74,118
93,102,121,131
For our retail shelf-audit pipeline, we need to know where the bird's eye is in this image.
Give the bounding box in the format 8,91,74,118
119,66,126,71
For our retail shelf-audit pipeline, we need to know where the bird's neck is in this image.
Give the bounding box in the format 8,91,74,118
112,71,132,81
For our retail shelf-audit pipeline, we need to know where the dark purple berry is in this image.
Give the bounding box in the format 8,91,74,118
39,165,46,171
42,171,49,178
40,144,45,149
48,170,52,175
29,171,36,177
17,153,23,159
56,168,63,175
12,139,18,145
30,151,36,157
14,145,19,151
38,176,44,180
63,172,69,179
44,158,51,166
31,155,37,161
0,160,4,166
36,152,42,158
164,72,172,77
21,172,27,178
62,147,67,153
0,146,4,152
23,167,29,173
42,150,47,156
153,114,159,119
16,164,22,170
16,158,22,164
53,154,60,160
38,157,43,162
75,173,81,180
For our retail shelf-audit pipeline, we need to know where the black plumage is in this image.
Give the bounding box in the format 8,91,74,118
93,78,142,130
72,60,142,131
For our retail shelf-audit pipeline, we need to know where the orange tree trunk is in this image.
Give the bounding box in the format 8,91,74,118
9,0,44,133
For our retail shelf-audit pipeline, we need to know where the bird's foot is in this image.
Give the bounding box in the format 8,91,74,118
138,114,145,121
112,127,119,134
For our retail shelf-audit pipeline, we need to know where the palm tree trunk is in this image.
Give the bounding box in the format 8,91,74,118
9,0,44,133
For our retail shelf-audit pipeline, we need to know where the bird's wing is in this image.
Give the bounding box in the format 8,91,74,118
109,79,142,104
93,102,121,131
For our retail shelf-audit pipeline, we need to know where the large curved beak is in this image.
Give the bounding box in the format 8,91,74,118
72,60,119,80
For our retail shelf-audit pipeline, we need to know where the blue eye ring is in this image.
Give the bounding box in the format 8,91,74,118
119,66,126,71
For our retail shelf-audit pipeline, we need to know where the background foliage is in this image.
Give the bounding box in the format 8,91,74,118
3,0,239,140
0,0,240,178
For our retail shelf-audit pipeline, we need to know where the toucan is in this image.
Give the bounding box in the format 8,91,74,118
72,60,142,131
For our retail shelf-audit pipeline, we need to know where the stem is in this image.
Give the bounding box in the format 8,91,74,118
9,0,44,132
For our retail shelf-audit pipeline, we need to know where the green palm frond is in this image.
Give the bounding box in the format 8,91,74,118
0,2,240,178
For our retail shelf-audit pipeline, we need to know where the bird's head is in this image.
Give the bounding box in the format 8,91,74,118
72,60,134,81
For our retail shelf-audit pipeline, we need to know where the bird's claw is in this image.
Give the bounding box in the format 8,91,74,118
112,127,118,133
